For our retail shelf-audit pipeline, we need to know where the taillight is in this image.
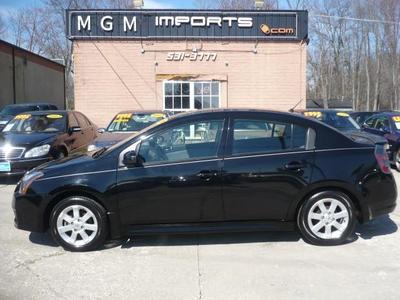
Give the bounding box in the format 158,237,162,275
375,144,391,174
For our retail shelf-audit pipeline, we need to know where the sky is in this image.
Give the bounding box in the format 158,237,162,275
0,0,197,14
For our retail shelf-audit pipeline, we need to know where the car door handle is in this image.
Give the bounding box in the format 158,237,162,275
284,161,306,171
197,170,219,180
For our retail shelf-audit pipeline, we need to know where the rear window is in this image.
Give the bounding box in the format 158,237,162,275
232,119,308,155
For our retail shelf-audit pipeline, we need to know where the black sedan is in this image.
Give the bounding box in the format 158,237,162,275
0,110,97,177
0,103,58,131
13,109,396,251
88,110,168,152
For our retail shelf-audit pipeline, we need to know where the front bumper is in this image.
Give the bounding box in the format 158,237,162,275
0,157,50,177
12,189,47,233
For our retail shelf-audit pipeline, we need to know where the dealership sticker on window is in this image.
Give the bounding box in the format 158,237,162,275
15,114,31,120
337,112,349,117
392,116,400,122
151,113,165,118
46,114,63,119
304,111,322,118
114,113,132,122
116,113,132,119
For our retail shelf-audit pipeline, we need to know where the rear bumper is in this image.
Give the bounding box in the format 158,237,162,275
360,171,397,222
0,157,50,178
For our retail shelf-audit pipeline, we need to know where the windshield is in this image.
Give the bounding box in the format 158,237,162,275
3,113,66,133
303,111,360,131
0,105,36,116
107,113,167,132
95,116,170,157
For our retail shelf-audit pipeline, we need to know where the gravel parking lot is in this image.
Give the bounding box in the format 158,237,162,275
1,173,399,300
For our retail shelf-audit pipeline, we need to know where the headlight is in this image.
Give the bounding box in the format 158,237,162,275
18,171,44,195
87,144,99,152
24,145,50,158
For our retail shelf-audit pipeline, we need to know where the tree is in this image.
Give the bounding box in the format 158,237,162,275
0,14,6,38
196,0,275,9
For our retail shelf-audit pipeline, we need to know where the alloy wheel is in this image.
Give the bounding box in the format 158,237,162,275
56,205,98,247
307,198,349,239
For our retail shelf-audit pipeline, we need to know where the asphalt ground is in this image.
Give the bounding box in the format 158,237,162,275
0,173,399,300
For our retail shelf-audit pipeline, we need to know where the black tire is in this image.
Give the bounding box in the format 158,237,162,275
53,148,67,160
297,191,356,246
50,196,108,251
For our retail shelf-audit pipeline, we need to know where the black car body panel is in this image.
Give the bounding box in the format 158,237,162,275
89,132,133,149
0,110,97,177
12,109,397,239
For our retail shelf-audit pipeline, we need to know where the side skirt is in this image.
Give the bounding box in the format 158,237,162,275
126,220,295,236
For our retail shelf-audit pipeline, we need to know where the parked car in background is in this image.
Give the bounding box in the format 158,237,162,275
350,111,379,126
297,110,359,132
297,109,386,145
87,110,169,151
0,103,58,131
0,110,97,177
362,112,400,171
13,109,396,251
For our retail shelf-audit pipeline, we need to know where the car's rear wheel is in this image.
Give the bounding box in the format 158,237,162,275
297,191,356,246
50,196,108,251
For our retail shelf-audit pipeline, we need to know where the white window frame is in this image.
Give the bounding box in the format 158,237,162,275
163,80,221,113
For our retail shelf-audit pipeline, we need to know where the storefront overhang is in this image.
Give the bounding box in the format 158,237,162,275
66,9,308,41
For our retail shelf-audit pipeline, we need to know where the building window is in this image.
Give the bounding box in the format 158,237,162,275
164,81,220,114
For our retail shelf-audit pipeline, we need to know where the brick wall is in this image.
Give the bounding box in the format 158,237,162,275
73,40,307,127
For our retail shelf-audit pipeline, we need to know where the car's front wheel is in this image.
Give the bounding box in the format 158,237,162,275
297,191,356,246
50,196,108,251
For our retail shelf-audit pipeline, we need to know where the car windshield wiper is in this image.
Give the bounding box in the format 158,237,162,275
92,147,107,158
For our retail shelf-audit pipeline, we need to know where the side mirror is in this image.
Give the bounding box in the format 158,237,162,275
98,128,106,134
69,126,81,134
123,150,138,166
361,124,367,129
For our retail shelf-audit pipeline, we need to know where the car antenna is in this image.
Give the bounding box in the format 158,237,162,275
289,99,303,113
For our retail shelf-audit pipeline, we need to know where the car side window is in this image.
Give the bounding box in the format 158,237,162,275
75,113,89,128
138,119,224,165
232,119,308,155
375,117,389,130
365,117,376,128
69,113,79,128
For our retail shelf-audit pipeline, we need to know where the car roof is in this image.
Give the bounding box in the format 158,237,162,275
4,103,56,107
116,110,166,115
350,111,375,115
371,111,400,118
166,108,322,124
297,109,351,113
16,110,68,115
